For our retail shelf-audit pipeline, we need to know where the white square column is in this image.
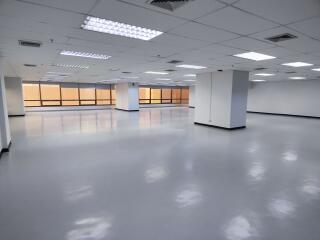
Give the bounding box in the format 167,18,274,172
4,77,25,116
115,82,139,111
0,57,11,152
195,70,249,129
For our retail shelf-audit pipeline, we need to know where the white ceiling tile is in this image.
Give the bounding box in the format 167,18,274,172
221,37,275,51
197,7,278,35
234,0,320,25
20,0,97,13
169,22,239,43
289,17,320,40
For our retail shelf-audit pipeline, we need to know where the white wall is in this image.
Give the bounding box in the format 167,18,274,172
5,77,25,116
115,83,139,111
248,80,320,117
189,85,195,108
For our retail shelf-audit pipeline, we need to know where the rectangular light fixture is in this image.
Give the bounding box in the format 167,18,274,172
184,79,196,82
282,62,313,67
184,74,196,77
176,64,207,69
60,50,111,60
289,76,306,80
233,51,276,61
251,79,266,82
311,68,320,71
254,73,275,76
145,71,168,75
156,78,171,80
52,63,89,69
122,76,139,79
82,16,163,41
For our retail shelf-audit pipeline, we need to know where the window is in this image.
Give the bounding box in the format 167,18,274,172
40,84,61,106
80,88,95,105
151,88,161,104
139,88,150,104
161,89,171,103
96,86,111,105
181,88,189,104
172,89,181,104
111,89,116,105
23,83,41,106
61,87,79,106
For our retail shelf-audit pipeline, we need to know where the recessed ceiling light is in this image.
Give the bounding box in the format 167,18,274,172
254,73,275,76
282,62,313,67
184,74,196,77
176,64,207,69
312,68,320,71
233,52,276,61
289,77,306,80
60,50,111,60
99,79,120,82
52,63,89,69
184,79,196,82
145,71,168,75
156,78,171,80
81,16,163,41
251,79,266,82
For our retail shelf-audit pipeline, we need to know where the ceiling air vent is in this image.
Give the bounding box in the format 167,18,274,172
122,71,132,74
265,33,297,43
146,0,194,12
24,64,37,67
19,40,42,48
254,67,267,71
165,69,176,72
167,60,183,64
285,71,297,74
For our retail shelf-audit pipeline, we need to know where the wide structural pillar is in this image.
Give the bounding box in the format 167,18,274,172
0,57,11,153
5,77,25,117
115,82,139,111
195,70,249,129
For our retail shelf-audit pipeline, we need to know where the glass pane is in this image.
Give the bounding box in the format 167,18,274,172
151,99,161,104
24,101,41,107
96,89,110,100
181,89,189,99
139,100,150,104
111,100,116,105
181,99,189,104
23,83,40,100
111,90,116,100
80,100,95,105
40,84,61,100
97,100,110,105
162,99,171,103
42,101,61,106
151,89,161,100
62,101,79,106
172,89,181,100
61,88,79,100
79,88,95,100
162,89,171,99
172,99,181,104
139,88,150,100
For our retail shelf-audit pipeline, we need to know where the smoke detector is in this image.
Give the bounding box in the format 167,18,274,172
146,0,194,12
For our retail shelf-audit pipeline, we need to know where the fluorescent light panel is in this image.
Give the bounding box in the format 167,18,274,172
184,79,196,82
289,77,306,80
145,71,168,75
82,16,163,41
53,63,89,69
156,78,171,80
254,73,275,76
311,68,320,71
251,79,266,82
282,62,313,67
60,50,111,60
233,52,276,61
176,64,206,69
184,74,196,77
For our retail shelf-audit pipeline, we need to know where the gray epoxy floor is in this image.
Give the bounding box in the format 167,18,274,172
1,107,320,240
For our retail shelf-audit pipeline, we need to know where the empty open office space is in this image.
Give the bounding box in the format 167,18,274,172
1,0,320,239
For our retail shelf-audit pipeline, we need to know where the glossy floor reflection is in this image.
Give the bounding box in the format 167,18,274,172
1,107,320,240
